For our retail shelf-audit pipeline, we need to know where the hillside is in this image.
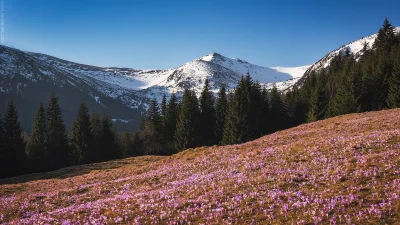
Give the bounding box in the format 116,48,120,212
0,109,400,224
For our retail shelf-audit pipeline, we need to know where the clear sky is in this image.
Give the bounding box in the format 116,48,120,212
4,0,400,69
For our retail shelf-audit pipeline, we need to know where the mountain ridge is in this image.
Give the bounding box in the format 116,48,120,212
0,45,305,131
299,26,400,85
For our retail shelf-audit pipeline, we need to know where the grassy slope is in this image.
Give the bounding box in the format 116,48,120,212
0,109,400,224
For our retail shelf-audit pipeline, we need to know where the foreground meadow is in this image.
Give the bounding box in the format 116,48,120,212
0,109,400,224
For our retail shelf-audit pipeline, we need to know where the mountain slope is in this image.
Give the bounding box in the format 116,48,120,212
298,27,400,85
158,52,305,95
1,109,399,224
0,45,308,130
0,46,144,131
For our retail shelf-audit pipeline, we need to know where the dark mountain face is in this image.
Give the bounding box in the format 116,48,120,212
0,46,143,132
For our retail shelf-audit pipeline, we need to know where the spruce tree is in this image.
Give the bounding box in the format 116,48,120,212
1,100,26,177
306,89,318,122
100,113,119,160
164,94,178,153
222,93,238,145
222,76,251,145
89,113,102,162
122,132,136,157
175,89,200,151
0,114,3,172
259,88,271,134
146,98,161,130
46,94,69,169
161,95,167,119
327,76,358,117
269,86,285,132
214,85,227,144
199,79,215,146
387,45,400,108
248,80,264,139
26,102,48,172
71,101,93,164
374,18,396,53
283,89,297,126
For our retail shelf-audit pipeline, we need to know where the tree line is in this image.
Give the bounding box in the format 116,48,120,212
0,95,132,178
0,19,399,179
135,18,400,154
299,18,400,122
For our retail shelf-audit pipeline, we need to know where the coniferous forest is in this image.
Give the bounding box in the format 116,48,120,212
0,19,399,179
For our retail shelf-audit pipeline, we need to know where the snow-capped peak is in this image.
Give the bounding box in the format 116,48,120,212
305,27,400,75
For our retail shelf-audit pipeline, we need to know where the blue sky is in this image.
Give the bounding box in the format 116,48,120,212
4,0,400,69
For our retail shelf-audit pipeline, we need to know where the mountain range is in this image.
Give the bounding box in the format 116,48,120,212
1,27,398,131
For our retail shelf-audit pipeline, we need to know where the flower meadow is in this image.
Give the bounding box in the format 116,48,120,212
1,109,400,224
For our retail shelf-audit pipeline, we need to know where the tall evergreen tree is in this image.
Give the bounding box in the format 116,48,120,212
26,102,48,172
146,98,161,130
122,132,136,157
199,79,215,146
259,88,271,134
164,93,179,153
160,95,168,139
100,113,120,160
0,113,4,172
306,89,319,122
46,94,70,169
248,80,264,139
161,95,167,119
0,100,26,177
89,113,102,162
269,86,285,132
214,85,227,144
222,76,251,145
70,101,93,164
387,45,400,108
175,89,200,151
373,18,396,53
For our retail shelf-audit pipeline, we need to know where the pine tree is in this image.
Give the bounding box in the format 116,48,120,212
327,76,358,117
46,94,70,169
89,113,102,162
259,88,271,134
71,101,93,164
0,113,4,171
122,132,136,157
199,79,215,146
175,89,200,151
130,132,143,156
164,93,178,153
0,100,26,177
214,85,227,144
222,76,251,145
374,18,396,53
283,90,297,126
387,45,400,108
100,113,119,160
248,80,264,139
269,86,285,132
26,102,48,172
306,89,318,122
160,95,168,139
161,95,167,119
146,98,161,130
